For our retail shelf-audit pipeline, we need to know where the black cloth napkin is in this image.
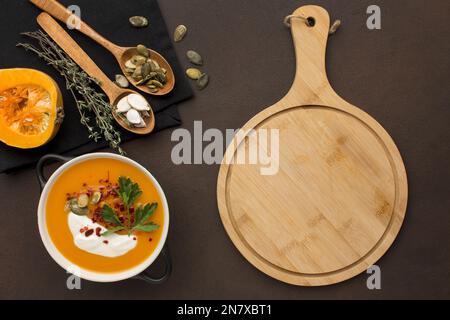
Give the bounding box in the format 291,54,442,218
0,0,192,173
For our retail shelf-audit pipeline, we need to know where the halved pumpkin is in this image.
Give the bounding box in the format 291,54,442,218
0,68,64,149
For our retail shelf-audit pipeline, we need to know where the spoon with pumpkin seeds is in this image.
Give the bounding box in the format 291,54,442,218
30,0,175,96
37,13,155,135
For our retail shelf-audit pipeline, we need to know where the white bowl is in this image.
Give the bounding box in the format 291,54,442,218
37,153,169,282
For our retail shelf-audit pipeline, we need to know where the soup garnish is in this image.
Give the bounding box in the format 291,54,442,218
64,175,160,258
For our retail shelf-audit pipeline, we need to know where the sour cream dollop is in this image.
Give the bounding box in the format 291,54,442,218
68,212,137,257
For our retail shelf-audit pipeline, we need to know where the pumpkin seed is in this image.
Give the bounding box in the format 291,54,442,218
141,62,152,78
156,71,167,83
69,199,88,216
129,16,149,28
126,109,143,125
149,59,160,72
132,66,143,79
90,192,102,205
77,194,89,208
136,76,150,86
125,60,137,70
115,74,129,88
148,84,157,89
137,44,149,57
149,88,159,94
174,24,187,42
197,73,209,90
131,55,146,66
149,80,164,88
187,50,203,65
186,68,202,80
161,67,167,74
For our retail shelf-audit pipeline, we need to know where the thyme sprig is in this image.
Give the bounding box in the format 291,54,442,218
17,30,124,154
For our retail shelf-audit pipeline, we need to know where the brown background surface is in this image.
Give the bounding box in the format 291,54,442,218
0,0,449,299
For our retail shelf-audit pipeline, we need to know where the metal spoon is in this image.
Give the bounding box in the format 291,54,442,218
37,13,155,135
30,0,175,96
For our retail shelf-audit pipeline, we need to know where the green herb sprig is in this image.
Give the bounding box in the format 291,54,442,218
101,176,159,236
17,30,124,154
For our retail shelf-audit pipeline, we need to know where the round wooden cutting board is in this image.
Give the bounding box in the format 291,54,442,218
217,5,408,286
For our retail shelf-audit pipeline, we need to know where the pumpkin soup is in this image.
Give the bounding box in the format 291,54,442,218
46,157,164,273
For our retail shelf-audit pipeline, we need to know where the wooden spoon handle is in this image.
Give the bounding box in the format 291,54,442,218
36,13,117,101
30,0,121,54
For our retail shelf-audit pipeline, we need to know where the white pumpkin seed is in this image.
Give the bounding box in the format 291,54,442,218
126,109,143,125
127,93,150,111
134,118,147,128
116,97,132,113
174,25,187,42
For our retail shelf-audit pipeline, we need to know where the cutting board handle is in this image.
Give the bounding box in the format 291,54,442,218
283,6,337,106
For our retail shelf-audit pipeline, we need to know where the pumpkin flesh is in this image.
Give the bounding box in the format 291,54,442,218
0,69,63,149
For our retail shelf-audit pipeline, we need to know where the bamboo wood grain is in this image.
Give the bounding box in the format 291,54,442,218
217,5,408,286
30,0,175,96
37,13,155,134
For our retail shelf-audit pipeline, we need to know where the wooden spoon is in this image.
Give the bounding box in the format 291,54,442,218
37,13,155,135
30,0,175,96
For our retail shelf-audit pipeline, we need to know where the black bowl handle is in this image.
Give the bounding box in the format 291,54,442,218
133,244,172,284
36,154,73,190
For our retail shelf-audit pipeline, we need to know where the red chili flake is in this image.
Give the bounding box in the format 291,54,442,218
149,238,153,242
82,183,87,187
103,240,109,244
119,205,125,212
85,229,94,237
133,237,137,241
80,228,85,233
130,207,135,214
119,216,125,223
95,227,102,237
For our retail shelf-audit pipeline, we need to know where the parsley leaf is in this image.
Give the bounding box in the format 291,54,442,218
133,222,160,232
101,205,123,226
101,226,125,237
118,176,142,208
134,203,158,227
